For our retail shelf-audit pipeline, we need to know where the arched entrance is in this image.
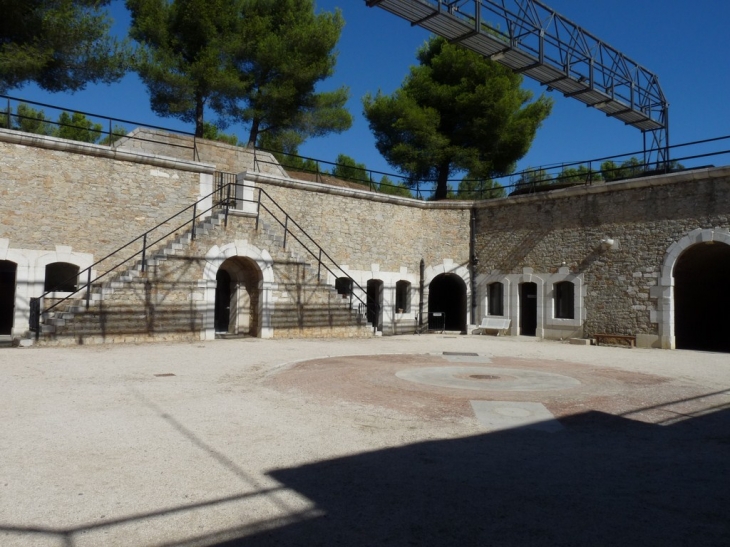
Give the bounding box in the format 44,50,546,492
366,279,383,332
428,273,467,333
0,260,16,335
673,242,730,352
519,282,538,336
214,269,232,333
214,257,262,337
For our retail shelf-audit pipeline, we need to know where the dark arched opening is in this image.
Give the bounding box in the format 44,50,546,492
366,279,383,331
44,262,79,292
0,260,17,335
428,273,467,333
215,257,262,337
214,269,232,333
674,242,730,352
520,282,538,336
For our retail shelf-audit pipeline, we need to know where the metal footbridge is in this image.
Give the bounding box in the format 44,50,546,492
366,0,669,165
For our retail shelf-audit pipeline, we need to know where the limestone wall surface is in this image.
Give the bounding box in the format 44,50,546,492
473,168,730,341
0,132,212,259
247,173,470,273
116,128,287,177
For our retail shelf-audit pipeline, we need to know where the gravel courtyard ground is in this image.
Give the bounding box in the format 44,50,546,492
0,335,728,546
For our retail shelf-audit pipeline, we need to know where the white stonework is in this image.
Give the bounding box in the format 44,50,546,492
653,228,730,349
0,241,93,339
201,241,275,341
476,267,585,339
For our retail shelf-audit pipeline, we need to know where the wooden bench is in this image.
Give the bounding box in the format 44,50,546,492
475,317,511,336
594,333,636,348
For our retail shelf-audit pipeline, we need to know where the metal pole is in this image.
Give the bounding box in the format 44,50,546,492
255,189,262,230
282,215,288,248
470,208,478,327
141,233,147,272
317,249,322,282
419,258,424,334
224,183,231,228
191,203,197,240
85,269,92,310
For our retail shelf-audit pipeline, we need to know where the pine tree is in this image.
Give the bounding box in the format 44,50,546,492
0,0,128,93
364,37,552,200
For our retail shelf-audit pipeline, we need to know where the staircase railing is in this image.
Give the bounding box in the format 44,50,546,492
30,183,230,338
31,173,378,338
247,185,377,327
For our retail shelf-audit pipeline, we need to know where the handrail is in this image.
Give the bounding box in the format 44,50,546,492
255,133,730,200
32,175,379,336
253,189,375,323
31,185,227,336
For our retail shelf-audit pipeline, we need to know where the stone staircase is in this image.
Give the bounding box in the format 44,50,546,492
38,203,372,345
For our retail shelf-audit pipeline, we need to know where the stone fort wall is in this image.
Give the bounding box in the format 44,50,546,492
2,126,728,347
473,168,730,346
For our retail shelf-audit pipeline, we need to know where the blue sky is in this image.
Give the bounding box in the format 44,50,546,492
9,0,730,180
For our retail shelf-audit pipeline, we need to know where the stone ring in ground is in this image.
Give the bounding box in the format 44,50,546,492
395,366,581,392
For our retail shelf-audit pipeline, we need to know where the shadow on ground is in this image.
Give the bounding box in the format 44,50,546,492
215,408,730,547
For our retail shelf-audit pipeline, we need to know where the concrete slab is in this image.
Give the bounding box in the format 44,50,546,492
470,400,565,432
395,365,581,392
439,353,491,364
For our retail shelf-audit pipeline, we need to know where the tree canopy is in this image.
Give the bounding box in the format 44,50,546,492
222,0,351,147
126,0,241,137
363,36,553,200
331,154,369,185
0,0,128,93
127,0,351,143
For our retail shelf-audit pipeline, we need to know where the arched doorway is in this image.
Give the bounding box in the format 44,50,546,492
0,260,17,335
519,282,538,336
214,269,232,333
366,279,383,332
215,257,262,337
428,273,467,333
674,242,730,352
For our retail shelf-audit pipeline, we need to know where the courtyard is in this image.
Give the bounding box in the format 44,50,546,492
0,335,728,546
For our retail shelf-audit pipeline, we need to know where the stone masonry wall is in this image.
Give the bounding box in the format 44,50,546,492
473,168,730,338
117,128,287,177
0,133,211,259
247,172,471,275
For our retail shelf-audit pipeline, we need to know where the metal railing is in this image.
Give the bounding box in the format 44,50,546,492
0,94,199,160
5,93,729,202
31,175,378,337
215,177,379,326
254,133,730,201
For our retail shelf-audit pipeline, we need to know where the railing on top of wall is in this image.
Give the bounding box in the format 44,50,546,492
30,173,379,338
5,93,730,202
251,134,730,201
0,94,199,160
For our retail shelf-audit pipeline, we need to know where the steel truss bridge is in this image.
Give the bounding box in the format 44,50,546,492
366,0,670,166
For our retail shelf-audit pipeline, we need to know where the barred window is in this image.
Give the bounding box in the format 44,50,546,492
44,262,79,292
395,280,411,313
488,282,504,316
554,281,575,319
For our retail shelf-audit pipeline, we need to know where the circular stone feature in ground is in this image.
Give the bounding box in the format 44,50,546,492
266,353,676,422
396,366,581,392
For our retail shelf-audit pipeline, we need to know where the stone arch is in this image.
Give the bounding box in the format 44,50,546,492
424,260,471,332
655,228,730,349
201,241,275,340
34,250,93,295
0,260,17,335
0,246,31,338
